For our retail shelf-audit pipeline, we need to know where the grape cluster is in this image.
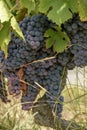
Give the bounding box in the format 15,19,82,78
62,14,87,67
0,14,68,117
5,14,54,70
21,59,67,116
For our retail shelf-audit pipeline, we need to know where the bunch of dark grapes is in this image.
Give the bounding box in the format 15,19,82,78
62,14,87,67
0,14,68,117
21,58,67,116
0,72,9,103
4,14,54,70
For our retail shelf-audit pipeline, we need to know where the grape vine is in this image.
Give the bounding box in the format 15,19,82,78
0,13,87,117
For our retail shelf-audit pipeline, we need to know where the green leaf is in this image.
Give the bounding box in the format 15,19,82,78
39,0,78,25
46,38,53,49
44,28,70,53
0,0,11,23
39,0,52,13
0,22,10,55
67,0,78,13
20,0,35,14
78,0,87,21
11,16,25,40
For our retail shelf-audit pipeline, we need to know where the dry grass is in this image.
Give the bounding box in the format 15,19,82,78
62,86,87,128
0,92,53,130
0,85,87,129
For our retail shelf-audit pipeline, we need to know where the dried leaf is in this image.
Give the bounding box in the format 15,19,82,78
17,68,24,79
17,68,27,93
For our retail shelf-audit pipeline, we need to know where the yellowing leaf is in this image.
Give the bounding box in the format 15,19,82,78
0,0,11,23
20,0,35,14
45,28,70,53
11,16,25,40
78,0,87,21
17,68,27,93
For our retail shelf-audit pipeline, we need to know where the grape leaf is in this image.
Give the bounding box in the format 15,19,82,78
39,0,78,25
0,0,11,23
20,0,35,14
11,16,25,40
78,0,87,21
0,22,10,55
44,28,70,53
